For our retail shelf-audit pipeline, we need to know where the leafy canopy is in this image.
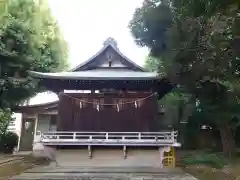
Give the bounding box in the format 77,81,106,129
129,0,240,126
0,108,13,135
0,0,68,109
130,0,240,156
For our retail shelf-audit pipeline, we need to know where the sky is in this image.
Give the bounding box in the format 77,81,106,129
48,0,148,68
29,0,149,105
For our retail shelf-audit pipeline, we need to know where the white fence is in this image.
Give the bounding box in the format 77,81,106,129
41,131,180,147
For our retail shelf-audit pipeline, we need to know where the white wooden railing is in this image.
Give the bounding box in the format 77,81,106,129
40,131,181,147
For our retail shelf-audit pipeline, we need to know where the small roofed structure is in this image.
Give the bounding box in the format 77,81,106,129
16,38,179,168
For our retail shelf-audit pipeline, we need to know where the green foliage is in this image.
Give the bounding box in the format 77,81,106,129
130,0,240,156
144,56,167,76
144,55,195,129
130,0,239,113
0,108,17,154
0,108,14,135
0,131,18,153
183,111,222,150
0,0,68,109
182,152,228,169
129,0,173,55
159,89,190,106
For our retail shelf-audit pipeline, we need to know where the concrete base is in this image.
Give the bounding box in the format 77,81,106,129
13,151,32,156
11,147,197,180
54,148,162,167
39,146,175,168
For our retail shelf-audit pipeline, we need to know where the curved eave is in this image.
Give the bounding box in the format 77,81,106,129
28,71,162,81
14,100,59,113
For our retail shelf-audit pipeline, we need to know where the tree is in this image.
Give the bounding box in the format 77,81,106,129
144,55,194,145
0,107,18,154
144,56,166,75
129,0,240,156
0,0,68,109
0,108,13,135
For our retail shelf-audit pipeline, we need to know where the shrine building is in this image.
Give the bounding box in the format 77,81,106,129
15,38,180,168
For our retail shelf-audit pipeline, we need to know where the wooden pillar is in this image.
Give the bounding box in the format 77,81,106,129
16,114,23,152
56,91,64,131
32,114,39,151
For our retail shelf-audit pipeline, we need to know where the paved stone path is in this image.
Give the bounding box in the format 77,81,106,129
10,166,198,180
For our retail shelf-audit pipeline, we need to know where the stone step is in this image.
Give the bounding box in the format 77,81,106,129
25,166,181,173
9,172,197,180
9,166,198,180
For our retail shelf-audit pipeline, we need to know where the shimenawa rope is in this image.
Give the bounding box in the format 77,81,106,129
63,92,157,106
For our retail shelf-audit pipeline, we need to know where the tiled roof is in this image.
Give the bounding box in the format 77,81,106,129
29,70,160,81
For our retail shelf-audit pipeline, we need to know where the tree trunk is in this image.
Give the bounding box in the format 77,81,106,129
219,124,235,157
178,102,194,147
179,123,187,146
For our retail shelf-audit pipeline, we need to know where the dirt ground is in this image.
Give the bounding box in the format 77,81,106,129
0,155,50,179
183,165,240,180
177,150,240,180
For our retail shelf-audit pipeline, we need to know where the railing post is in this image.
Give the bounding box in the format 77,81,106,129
171,131,175,142
49,133,52,139
106,132,108,140
73,132,76,140
89,135,92,140
138,133,141,140
40,133,43,141
88,145,92,159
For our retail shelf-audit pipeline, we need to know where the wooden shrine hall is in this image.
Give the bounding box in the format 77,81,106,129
17,38,180,168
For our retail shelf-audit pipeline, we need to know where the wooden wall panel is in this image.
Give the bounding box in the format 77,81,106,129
57,93,159,132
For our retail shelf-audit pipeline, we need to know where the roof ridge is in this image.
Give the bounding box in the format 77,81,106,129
69,44,109,72
69,38,145,72
110,44,145,72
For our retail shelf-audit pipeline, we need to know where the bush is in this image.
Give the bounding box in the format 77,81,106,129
0,132,18,154
182,151,228,169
